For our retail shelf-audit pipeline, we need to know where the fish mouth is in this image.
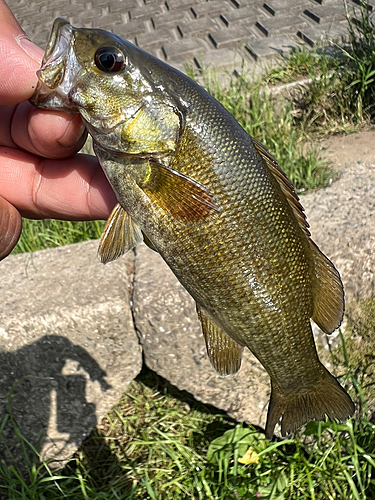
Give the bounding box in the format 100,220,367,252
30,18,80,113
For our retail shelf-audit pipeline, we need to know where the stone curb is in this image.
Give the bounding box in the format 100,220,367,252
0,241,142,467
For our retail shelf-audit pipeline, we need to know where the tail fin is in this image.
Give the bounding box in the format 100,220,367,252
265,367,354,439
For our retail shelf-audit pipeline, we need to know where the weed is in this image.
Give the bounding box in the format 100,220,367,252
12,219,105,255
334,298,375,409
343,0,375,120
265,47,339,86
289,1,375,135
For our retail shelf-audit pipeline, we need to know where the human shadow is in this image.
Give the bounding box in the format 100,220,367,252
0,334,111,469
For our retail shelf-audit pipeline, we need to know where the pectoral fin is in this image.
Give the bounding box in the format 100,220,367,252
142,161,220,221
98,203,143,264
197,305,244,376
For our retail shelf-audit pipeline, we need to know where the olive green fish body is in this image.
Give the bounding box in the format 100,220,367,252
100,88,315,377
30,19,354,437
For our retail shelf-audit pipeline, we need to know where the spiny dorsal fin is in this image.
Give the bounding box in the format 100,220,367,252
253,139,344,334
309,240,344,334
196,304,244,376
253,138,310,238
98,203,143,264
143,161,220,221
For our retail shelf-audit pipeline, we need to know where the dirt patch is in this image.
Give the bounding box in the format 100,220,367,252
318,130,375,171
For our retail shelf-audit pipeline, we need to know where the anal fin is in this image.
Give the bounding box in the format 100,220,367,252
98,203,143,264
310,240,344,334
197,305,244,376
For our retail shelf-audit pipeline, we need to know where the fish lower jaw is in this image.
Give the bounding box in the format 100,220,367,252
29,78,78,113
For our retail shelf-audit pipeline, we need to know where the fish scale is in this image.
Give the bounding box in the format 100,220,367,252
30,18,354,438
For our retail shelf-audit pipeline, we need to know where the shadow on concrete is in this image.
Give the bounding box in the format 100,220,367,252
0,334,111,469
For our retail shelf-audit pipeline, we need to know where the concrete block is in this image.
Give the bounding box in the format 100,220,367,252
0,241,142,468
246,34,298,59
162,37,209,61
263,0,307,15
119,19,149,38
256,14,310,36
129,4,165,21
312,0,347,4
178,17,219,38
220,6,263,26
209,25,256,49
165,0,201,9
228,0,264,7
152,9,194,29
110,0,139,13
352,0,375,11
136,27,177,49
193,48,251,81
190,0,232,18
304,4,346,23
297,21,348,46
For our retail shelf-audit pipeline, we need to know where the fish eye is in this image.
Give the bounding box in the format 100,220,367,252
95,46,125,73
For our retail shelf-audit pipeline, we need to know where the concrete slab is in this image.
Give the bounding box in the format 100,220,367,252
0,241,141,467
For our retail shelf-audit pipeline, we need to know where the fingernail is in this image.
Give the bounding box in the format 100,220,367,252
17,35,44,64
57,114,87,147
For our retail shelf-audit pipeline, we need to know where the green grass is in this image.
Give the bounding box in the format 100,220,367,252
13,219,105,255
1,363,375,500
265,47,340,86
282,2,375,136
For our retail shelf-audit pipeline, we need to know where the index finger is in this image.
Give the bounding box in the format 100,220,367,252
0,0,43,105
0,147,116,220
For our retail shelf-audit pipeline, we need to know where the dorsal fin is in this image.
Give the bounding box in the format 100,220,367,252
253,139,344,334
253,138,311,238
309,240,344,334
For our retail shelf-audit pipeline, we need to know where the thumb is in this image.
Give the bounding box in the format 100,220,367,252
0,196,22,260
0,0,44,105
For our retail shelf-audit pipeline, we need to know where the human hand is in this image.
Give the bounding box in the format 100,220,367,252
0,1,116,260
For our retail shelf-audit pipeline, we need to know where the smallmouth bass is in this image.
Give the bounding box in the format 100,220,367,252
30,18,354,438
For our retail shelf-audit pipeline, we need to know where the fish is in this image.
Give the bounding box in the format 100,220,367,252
30,18,355,438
